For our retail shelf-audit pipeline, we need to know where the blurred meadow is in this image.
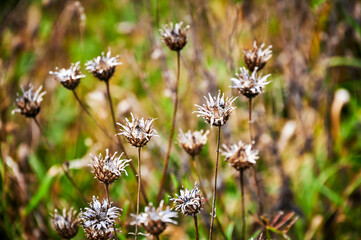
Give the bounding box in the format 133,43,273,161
1,0,361,239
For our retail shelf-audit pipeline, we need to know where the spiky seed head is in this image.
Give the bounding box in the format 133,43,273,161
230,67,271,99
49,62,85,90
131,200,177,236
221,141,259,171
12,85,46,118
85,50,122,82
90,149,131,184
81,196,121,240
160,21,190,51
193,90,237,127
51,208,80,239
243,41,272,72
117,113,157,148
178,129,210,157
170,183,204,216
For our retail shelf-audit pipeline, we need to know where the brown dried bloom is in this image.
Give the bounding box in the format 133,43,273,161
221,141,259,171
243,41,272,72
12,85,46,118
49,62,85,90
160,21,190,51
194,91,237,127
170,183,204,216
51,208,79,239
85,50,122,82
117,113,157,148
178,129,210,157
90,149,131,184
230,67,271,99
131,200,177,236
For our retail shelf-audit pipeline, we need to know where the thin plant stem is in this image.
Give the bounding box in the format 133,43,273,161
104,183,119,240
72,90,111,138
248,97,264,215
104,80,149,204
191,156,227,240
194,215,199,240
135,147,142,240
240,169,245,240
157,50,181,204
155,235,160,240
32,117,87,203
209,126,221,240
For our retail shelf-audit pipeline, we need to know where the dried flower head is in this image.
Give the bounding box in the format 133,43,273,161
12,85,46,118
90,149,131,184
117,113,157,148
178,129,210,157
131,200,177,236
160,21,190,51
221,141,259,171
81,196,121,240
85,50,122,82
230,67,271,99
49,62,85,90
243,41,272,72
194,91,237,127
170,183,204,216
51,208,80,239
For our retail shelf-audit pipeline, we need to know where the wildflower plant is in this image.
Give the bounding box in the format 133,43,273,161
13,85,46,118
160,21,190,51
51,208,79,240
49,62,85,90
85,50,122,82
178,129,210,157
243,41,272,72
222,141,259,171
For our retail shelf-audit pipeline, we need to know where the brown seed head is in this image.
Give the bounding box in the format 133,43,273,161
243,41,272,72
160,22,190,51
178,129,210,157
51,208,79,239
85,50,122,82
117,113,157,148
49,62,85,90
170,183,204,216
221,141,259,171
13,85,46,118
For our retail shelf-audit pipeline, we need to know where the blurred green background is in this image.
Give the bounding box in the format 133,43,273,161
1,0,361,239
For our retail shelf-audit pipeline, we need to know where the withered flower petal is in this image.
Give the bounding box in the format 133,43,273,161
243,41,272,72
51,208,79,239
170,183,204,216
49,62,85,90
221,141,259,171
13,85,46,118
160,21,190,51
85,50,122,82
178,129,209,157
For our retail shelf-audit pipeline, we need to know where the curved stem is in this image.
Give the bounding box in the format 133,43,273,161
105,81,149,204
135,147,142,240
194,215,199,240
240,170,245,240
72,90,111,138
209,126,221,240
32,117,87,203
156,50,181,204
104,183,119,240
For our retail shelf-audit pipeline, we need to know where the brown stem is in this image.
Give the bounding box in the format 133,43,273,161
194,215,199,240
105,81,149,204
156,50,181,204
209,126,221,240
72,90,111,138
32,117,87,203
135,147,142,240
104,183,119,240
191,156,227,239
248,97,264,215
240,170,245,240
155,235,160,240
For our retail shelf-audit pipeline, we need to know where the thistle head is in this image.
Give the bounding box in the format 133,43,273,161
221,141,259,171
49,62,85,90
117,113,157,148
230,67,271,99
170,183,204,216
51,208,80,239
131,200,177,236
178,129,210,157
243,41,272,72
13,85,46,118
194,91,237,127
85,50,122,82
89,149,131,185
159,21,190,51
81,196,121,240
